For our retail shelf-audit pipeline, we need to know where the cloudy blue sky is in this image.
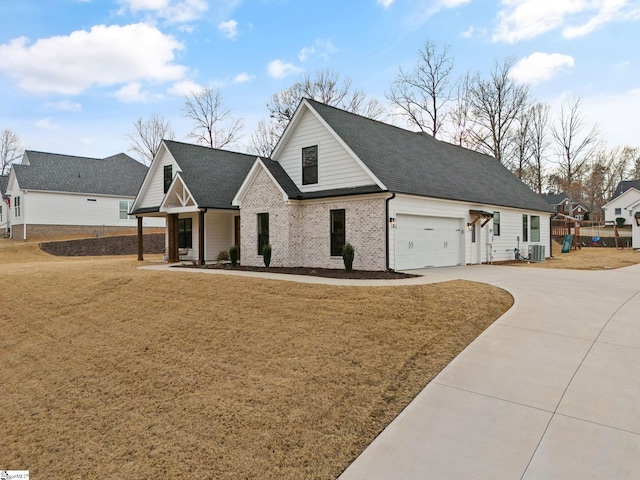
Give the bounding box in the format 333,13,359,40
0,0,638,162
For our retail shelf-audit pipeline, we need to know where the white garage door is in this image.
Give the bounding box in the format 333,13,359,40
395,215,463,270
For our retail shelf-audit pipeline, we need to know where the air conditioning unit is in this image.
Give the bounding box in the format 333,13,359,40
528,245,546,262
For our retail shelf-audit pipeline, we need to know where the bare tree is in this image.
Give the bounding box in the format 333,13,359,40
183,88,243,149
527,103,551,194
1,129,23,175
386,40,454,138
510,110,532,180
625,147,640,180
550,95,599,191
127,114,174,166
446,73,475,148
583,146,630,214
255,68,385,156
247,119,279,157
466,57,530,164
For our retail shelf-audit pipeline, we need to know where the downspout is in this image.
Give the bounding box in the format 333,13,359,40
22,190,26,241
198,208,207,266
385,192,396,271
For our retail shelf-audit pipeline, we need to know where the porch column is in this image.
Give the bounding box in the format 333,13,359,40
137,216,144,261
198,209,205,266
167,213,179,263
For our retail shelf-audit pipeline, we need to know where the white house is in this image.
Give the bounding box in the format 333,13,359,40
134,99,553,270
0,175,9,236
602,181,640,226
6,150,164,240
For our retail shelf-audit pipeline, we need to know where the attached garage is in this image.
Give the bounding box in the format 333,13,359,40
395,215,464,270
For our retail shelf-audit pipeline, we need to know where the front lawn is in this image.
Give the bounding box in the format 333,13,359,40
0,241,511,479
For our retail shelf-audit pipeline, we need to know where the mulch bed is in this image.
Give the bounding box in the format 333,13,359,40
176,262,418,279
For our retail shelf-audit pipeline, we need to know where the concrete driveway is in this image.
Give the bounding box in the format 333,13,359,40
339,264,640,480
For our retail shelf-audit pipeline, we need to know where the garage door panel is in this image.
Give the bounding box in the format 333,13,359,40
395,215,462,270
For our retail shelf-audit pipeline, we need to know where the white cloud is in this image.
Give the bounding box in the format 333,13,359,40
0,23,185,95
115,81,151,102
298,46,315,62
118,0,208,23
461,26,475,38
511,52,575,85
267,59,303,79
168,79,205,96
378,0,394,8
233,72,253,83
493,0,639,43
45,100,82,112
298,39,337,62
35,118,59,130
218,19,238,39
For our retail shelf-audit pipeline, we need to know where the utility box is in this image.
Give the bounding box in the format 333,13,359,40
528,245,546,262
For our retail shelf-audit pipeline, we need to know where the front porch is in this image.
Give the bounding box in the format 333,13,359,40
136,210,240,265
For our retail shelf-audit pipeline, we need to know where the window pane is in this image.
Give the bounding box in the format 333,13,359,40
163,165,172,193
493,212,500,236
257,213,269,254
302,146,318,185
178,218,192,248
330,209,345,256
531,215,540,242
522,214,528,242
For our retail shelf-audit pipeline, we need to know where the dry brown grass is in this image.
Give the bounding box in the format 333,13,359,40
512,242,640,270
1,240,511,479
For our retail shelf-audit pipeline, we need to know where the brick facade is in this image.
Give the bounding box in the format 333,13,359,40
240,168,387,271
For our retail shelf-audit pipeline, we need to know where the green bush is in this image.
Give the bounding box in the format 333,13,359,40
216,250,230,262
262,244,272,268
615,217,626,228
342,243,355,272
229,245,239,267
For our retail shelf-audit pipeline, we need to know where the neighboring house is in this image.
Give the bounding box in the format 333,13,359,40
134,99,553,270
629,198,640,248
602,181,640,226
542,193,589,220
0,175,9,236
6,150,164,240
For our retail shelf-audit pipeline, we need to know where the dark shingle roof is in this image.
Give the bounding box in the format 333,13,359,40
163,140,258,209
541,193,569,206
612,180,640,199
304,99,552,213
13,151,147,197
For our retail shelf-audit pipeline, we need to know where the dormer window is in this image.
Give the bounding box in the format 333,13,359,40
163,165,172,193
302,145,318,185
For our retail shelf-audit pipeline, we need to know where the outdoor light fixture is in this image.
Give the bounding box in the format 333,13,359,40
466,222,473,230
389,217,396,228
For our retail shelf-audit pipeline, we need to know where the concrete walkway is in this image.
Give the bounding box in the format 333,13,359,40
140,263,640,479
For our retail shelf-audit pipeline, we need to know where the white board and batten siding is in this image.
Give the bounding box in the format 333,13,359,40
276,108,375,192
135,148,181,211
204,211,236,261
388,194,552,270
20,191,163,227
176,211,237,262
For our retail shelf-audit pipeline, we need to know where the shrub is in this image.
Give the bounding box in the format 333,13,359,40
262,244,272,268
229,245,239,267
342,243,355,272
615,217,626,228
216,250,230,262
